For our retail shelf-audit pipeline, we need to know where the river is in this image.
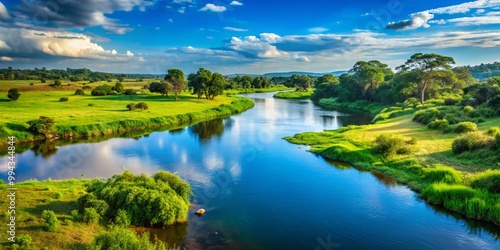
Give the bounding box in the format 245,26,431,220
1,92,499,249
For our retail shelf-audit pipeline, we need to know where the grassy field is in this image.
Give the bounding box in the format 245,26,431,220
0,179,104,249
0,79,259,145
273,90,313,99
286,102,500,225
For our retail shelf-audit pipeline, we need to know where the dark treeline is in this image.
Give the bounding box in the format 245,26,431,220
312,53,500,115
0,67,130,82
464,62,500,80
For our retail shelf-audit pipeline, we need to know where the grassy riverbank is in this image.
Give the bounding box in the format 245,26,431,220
0,171,187,249
273,90,313,99
285,100,500,225
225,85,292,95
0,87,254,146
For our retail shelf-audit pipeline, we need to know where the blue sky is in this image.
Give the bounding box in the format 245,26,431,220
0,0,499,74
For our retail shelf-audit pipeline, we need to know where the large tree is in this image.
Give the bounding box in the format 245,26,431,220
207,73,226,99
397,53,456,104
148,81,172,97
164,69,186,101
348,60,393,101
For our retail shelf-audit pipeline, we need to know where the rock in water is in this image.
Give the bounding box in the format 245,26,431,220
195,209,206,216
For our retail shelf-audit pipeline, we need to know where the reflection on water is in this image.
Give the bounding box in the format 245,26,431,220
1,92,500,250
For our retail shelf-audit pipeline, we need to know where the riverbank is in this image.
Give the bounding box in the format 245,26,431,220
285,100,500,225
273,90,313,99
225,85,293,95
0,91,254,146
0,171,187,249
317,98,389,115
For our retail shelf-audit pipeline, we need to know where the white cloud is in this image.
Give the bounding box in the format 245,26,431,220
0,2,10,20
427,0,500,14
224,27,248,32
429,19,446,25
227,35,288,59
308,27,329,33
172,0,192,3
0,40,11,50
0,56,13,61
386,12,434,30
199,3,227,12
230,1,243,6
178,7,186,13
259,33,282,43
477,9,486,14
447,15,500,25
126,50,134,56
361,12,370,17
168,18,174,23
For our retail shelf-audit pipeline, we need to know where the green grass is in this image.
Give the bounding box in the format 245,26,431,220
285,102,500,225
273,90,313,99
318,98,389,115
224,85,292,95
0,85,255,145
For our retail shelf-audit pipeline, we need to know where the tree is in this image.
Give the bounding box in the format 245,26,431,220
208,73,226,99
148,81,172,97
117,74,126,82
189,68,212,99
289,75,312,91
7,88,20,101
397,53,456,104
27,116,55,137
315,74,338,86
349,60,393,101
114,82,124,93
164,68,186,101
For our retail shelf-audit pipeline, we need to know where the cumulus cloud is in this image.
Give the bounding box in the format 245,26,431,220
226,35,288,59
224,27,248,32
386,12,434,30
308,27,329,33
230,1,243,6
13,0,154,34
0,2,10,20
199,3,226,12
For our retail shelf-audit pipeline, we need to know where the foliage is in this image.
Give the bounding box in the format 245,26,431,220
188,68,226,99
91,84,114,96
49,80,62,87
7,88,21,101
123,89,137,95
452,131,495,154
114,209,131,227
75,89,85,95
148,81,172,97
126,102,148,111
88,227,170,250
486,126,500,137
372,134,413,157
59,97,69,102
41,210,59,232
26,116,55,137
17,234,32,248
82,170,191,227
164,68,186,101
114,82,124,93
454,122,477,133
82,207,101,224
422,165,462,184
427,119,450,131
470,170,500,194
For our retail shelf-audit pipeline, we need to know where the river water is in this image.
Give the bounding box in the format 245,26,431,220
1,92,499,249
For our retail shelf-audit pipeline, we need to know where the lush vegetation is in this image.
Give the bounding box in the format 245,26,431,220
273,90,313,99
0,171,186,249
285,53,500,226
464,62,500,80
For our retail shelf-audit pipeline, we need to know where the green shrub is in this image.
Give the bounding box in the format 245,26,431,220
114,209,131,227
64,219,73,226
71,209,81,222
123,89,137,95
422,165,462,184
83,208,101,224
372,134,411,157
49,80,62,87
444,98,459,106
135,102,148,110
470,170,500,194
466,110,481,118
428,119,449,130
27,116,55,137
83,85,92,90
421,183,476,204
41,210,59,232
452,131,494,154
7,88,21,101
91,84,114,96
126,103,136,111
463,105,474,114
486,127,500,137
114,82,124,93
43,197,53,203
17,234,32,248
77,193,109,216
75,89,85,95
413,108,439,125
454,122,477,133
89,227,168,250
55,192,62,199
59,97,69,102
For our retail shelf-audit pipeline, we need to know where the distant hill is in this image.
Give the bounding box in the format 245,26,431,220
465,62,500,80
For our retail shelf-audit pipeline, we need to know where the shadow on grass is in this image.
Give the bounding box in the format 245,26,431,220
0,99,11,102
5,122,28,132
24,200,78,216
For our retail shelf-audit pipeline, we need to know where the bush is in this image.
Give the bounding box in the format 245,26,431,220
486,126,500,137
89,227,168,250
143,85,149,89
55,192,62,199
83,208,101,224
77,193,109,216
59,97,69,102
41,210,59,232
452,131,494,154
83,85,92,90
91,84,114,96
114,82,124,93
26,116,55,137
427,119,449,130
114,209,131,227
444,98,459,106
64,219,73,226
126,103,136,111
123,89,136,95
7,88,21,101
71,209,81,222
463,105,474,114
471,170,500,193
135,102,148,110
422,165,462,184
454,122,477,133
413,108,439,125
75,89,85,95
17,234,32,248
372,134,411,157
49,80,62,87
